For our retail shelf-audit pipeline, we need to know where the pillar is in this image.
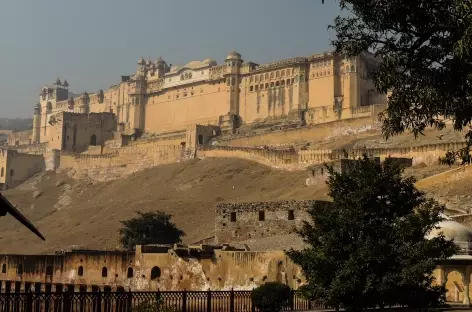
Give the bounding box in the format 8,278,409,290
463,267,471,306
437,266,447,286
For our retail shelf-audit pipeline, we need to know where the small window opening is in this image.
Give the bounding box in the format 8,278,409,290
17,264,23,275
101,267,108,278
1,263,6,273
230,212,237,222
259,211,265,221
78,266,84,276
288,210,295,220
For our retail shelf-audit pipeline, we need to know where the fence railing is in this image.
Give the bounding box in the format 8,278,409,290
0,290,325,312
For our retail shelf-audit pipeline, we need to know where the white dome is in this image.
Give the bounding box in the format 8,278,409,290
428,220,472,242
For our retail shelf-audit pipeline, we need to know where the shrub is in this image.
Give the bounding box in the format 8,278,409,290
133,299,179,312
251,282,292,312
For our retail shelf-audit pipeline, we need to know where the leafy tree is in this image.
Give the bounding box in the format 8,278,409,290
325,0,472,164
251,282,292,312
119,211,185,249
287,156,458,311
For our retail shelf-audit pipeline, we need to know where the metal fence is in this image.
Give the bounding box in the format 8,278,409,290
0,290,326,312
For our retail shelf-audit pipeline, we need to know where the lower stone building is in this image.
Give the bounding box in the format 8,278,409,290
0,149,44,189
0,244,303,292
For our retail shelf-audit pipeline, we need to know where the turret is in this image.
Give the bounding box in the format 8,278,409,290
225,50,242,116
32,103,41,144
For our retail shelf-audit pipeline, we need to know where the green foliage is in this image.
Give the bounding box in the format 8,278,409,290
326,0,472,160
133,299,179,312
251,282,292,312
287,156,458,311
119,211,185,250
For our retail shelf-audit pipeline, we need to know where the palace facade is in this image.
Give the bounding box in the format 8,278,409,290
30,50,386,146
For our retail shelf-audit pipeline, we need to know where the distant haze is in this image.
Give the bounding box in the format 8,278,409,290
0,0,341,118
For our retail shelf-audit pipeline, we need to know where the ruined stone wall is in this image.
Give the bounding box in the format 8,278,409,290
0,247,304,291
215,200,331,244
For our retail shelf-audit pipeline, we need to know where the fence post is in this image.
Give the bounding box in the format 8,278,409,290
206,289,211,312
182,289,187,312
63,288,71,312
290,289,295,311
230,288,235,312
127,288,132,312
96,289,102,312
26,290,33,312
251,288,255,312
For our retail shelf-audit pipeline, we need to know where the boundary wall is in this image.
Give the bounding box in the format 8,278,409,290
58,144,185,181
199,142,467,170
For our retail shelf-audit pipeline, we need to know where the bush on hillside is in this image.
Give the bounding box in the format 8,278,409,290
251,282,291,312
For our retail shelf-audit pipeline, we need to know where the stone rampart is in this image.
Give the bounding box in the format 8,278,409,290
58,144,185,181
215,200,332,244
219,106,383,147
200,142,466,170
197,145,301,170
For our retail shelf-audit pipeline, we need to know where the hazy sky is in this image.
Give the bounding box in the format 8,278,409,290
0,0,341,118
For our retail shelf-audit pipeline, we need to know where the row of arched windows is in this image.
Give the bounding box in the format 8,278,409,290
1,262,163,281
249,69,293,84
249,78,295,92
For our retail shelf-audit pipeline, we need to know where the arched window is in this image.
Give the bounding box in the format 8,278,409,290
287,69,291,75
90,135,97,146
264,73,269,80
46,266,53,277
17,264,23,275
127,267,134,278
281,70,285,77
1,167,3,177
1,263,6,273
102,267,108,278
180,74,184,80
276,71,280,78
78,266,84,276
151,266,161,280
260,74,264,82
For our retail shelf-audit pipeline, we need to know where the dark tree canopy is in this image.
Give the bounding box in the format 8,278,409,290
287,156,457,311
327,0,472,163
119,211,185,249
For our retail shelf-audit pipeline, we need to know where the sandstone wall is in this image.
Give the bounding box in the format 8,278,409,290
0,246,304,291
199,142,466,171
220,113,379,147
197,146,300,170
58,144,184,181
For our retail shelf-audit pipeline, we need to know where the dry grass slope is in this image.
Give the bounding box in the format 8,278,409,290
0,158,329,254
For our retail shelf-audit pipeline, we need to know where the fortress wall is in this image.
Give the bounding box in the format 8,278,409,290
58,143,184,181
197,146,301,170
299,142,467,166
221,114,377,147
5,143,49,155
199,142,466,171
